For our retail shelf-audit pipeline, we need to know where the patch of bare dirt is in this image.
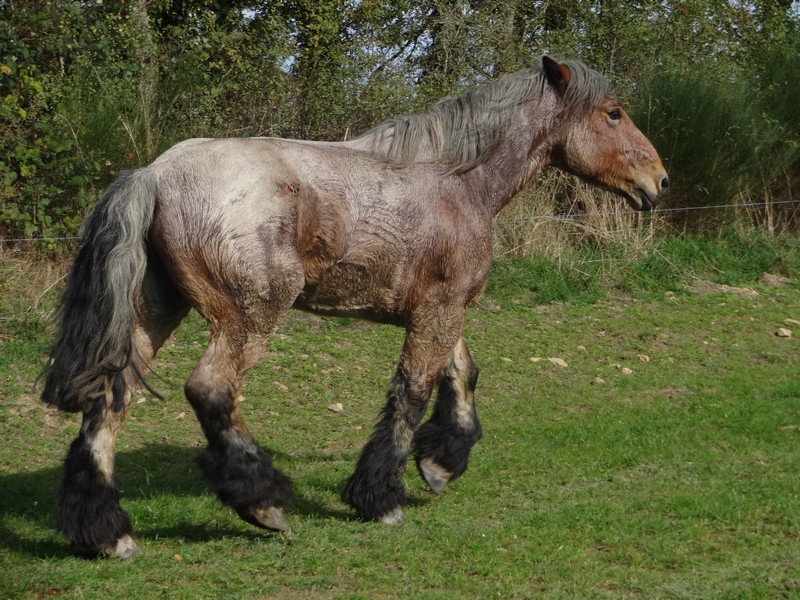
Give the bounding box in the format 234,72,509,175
758,272,794,287
684,280,759,298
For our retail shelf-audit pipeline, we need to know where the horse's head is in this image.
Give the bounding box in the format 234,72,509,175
543,57,669,211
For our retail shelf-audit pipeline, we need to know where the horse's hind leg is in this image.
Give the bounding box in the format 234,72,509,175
59,382,138,558
58,259,188,557
184,327,292,531
413,337,482,493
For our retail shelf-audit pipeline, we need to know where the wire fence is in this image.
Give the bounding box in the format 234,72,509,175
1,199,799,245
1,236,83,244
495,198,800,222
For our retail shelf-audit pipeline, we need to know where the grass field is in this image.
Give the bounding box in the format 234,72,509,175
1,255,799,598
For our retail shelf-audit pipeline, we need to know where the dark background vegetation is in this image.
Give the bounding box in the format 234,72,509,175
2,0,799,240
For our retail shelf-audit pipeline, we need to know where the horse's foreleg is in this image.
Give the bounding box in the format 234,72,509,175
413,337,482,493
340,365,433,523
185,330,292,531
341,312,464,523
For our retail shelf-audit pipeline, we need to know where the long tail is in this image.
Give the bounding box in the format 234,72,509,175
42,169,158,413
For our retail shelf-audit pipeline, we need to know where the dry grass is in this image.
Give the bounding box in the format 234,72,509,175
733,187,800,235
493,171,668,260
0,247,73,342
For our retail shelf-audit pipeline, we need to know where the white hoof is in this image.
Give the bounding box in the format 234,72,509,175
418,457,452,494
251,505,288,532
379,507,404,525
105,534,139,559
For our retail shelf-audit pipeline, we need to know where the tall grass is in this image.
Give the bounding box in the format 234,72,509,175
629,50,800,233
0,247,69,345
492,171,800,303
747,38,800,231
632,69,759,213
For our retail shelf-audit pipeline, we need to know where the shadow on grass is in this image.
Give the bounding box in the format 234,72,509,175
0,442,392,558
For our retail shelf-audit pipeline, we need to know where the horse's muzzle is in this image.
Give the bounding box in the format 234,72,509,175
634,171,670,211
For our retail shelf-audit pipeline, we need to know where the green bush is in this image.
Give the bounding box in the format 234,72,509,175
632,69,760,210
753,35,800,200
0,61,95,239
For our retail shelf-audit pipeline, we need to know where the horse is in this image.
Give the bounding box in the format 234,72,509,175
41,57,669,558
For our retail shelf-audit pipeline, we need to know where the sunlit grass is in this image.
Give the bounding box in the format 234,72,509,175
1,255,798,598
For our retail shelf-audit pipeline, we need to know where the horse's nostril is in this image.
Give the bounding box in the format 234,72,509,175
660,177,670,191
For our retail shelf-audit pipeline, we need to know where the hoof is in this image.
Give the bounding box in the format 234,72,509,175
379,507,404,525
249,505,288,532
418,457,452,494
104,534,139,559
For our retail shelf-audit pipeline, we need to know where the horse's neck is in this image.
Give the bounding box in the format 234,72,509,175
344,90,560,216
465,98,559,217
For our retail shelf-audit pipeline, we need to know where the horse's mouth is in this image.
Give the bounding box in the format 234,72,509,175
625,188,656,212
637,189,654,211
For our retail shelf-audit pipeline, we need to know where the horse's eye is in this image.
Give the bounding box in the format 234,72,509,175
608,109,622,121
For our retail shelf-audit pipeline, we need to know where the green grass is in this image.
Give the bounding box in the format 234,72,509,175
1,255,799,598
511,227,798,302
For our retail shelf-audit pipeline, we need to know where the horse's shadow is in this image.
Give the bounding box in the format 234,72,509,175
0,443,390,558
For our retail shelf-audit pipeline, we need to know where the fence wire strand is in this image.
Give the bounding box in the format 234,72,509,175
2,199,799,244
494,198,800,222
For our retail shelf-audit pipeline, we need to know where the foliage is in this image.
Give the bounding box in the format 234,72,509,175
632,69,761,211
0,58,93,239
754,33,800,200
1,0,799,239
628,27,800,231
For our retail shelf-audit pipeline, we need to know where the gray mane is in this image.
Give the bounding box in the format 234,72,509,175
360,60,611,174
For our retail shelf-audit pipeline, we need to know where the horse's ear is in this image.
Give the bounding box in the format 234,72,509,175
542,56,571,94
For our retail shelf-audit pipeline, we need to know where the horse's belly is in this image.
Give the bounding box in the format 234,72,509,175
293,258,405,325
